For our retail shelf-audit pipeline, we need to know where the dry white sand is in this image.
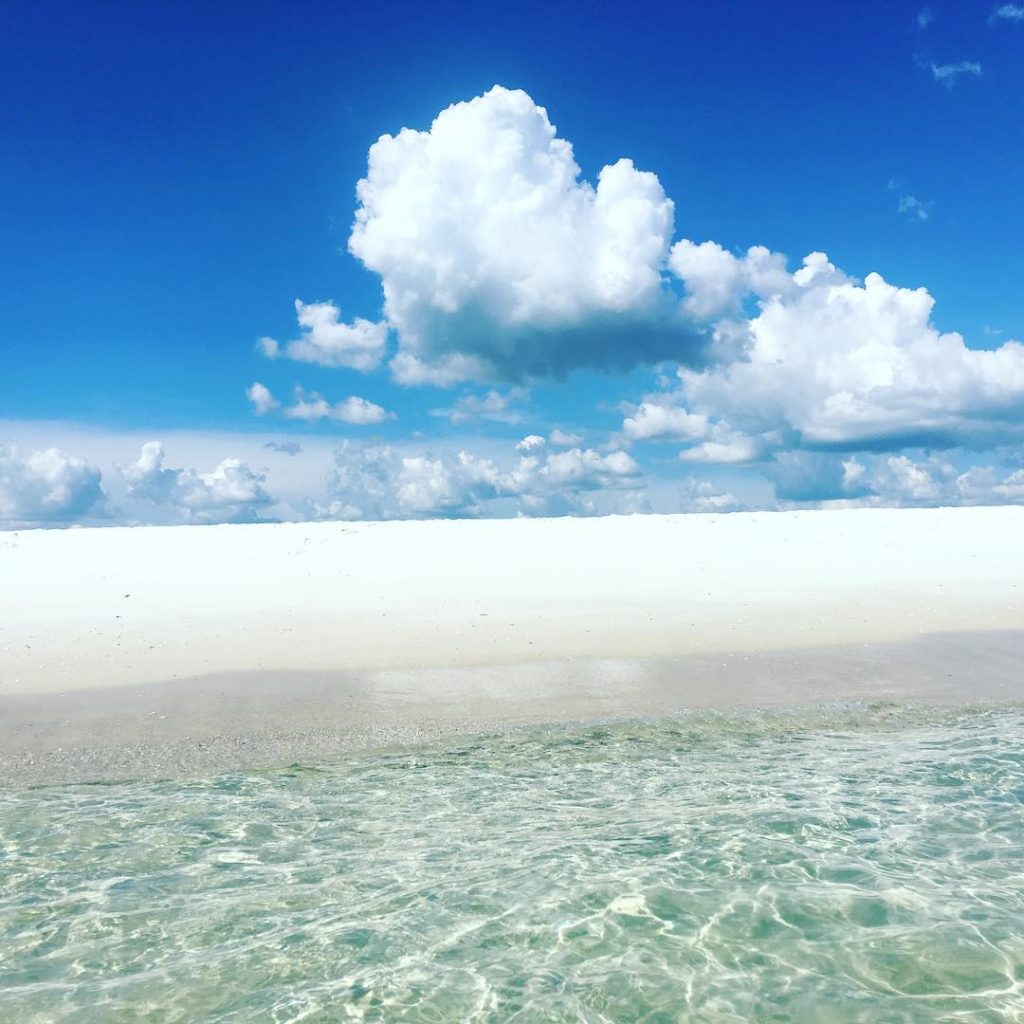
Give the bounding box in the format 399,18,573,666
2,506,1023,782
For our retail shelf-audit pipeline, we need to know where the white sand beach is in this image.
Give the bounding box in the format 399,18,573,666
2,506,1023,782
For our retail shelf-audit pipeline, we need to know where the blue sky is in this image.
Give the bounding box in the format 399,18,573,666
2,1,1023,526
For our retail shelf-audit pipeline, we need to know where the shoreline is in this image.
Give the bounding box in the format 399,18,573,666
3,506,1023,784
4,630,1023,786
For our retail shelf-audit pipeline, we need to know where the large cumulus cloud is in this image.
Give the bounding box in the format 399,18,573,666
347,86,699,382
624,251,1024,458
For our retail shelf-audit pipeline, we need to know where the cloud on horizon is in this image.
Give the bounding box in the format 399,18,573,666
118,442,274,524
768,448,1024,510
315,436,643,520
0,444,107,528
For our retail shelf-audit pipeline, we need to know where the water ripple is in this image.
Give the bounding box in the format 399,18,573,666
2,703,1024,1021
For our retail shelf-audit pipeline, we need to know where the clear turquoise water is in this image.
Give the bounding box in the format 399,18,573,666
2,704,1024,1023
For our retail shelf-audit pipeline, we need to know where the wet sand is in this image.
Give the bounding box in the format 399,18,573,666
2,631,1023,785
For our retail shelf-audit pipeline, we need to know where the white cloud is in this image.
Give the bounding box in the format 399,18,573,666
333,397,392,426
0,445,106,528
1,421,350,528
678,478,741,513
247,382,278,415
841,457,867,491
318,438,642,520
930,61,982,87
316,444,496,521
956,465,1024,502
678,434,761,464
762,449,1024,509
431,387,529,425
668,241,791,319
118,442,274,524
549,428,583,447
248,384,393,425
917,7,934,28
283,388,393,425
991,4,1024,22
516,434,546,453
897,194,932,221
536,448,638,487
348,85,695,382
260,300,387,372
228,84,1024,520
871,454,948,502
389,351,489,388
627,251,1024,459
768,450,873,503
865,455,1024,507
622,402,709,442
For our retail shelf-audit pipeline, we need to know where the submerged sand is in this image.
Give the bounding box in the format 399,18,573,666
2,507,1023,783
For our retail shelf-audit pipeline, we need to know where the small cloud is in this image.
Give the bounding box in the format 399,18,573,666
917,7,933,29
264,441,303,456
990,3,1024,23
247,382,278,415
897,194,932,221
678,477,741,514
259,301,387,372
983,325,1004,336
621,402,709,442
516,434,546,453
930,60,982,88
283,388,394,425
249,382,393,425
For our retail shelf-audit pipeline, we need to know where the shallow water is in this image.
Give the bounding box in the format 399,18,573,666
2,703,1024,1023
